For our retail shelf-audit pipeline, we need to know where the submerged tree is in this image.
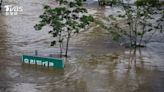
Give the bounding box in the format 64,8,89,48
34,0,94,57
97,0,164,48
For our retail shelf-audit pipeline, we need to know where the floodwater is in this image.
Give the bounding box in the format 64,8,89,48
0,0,164,92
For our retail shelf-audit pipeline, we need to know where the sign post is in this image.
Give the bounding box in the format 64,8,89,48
22,55,64,68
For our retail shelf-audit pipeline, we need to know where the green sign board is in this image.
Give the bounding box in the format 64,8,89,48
22,55,64,68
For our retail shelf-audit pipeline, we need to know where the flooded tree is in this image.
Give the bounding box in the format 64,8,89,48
97,0,164,48
34,0,94,57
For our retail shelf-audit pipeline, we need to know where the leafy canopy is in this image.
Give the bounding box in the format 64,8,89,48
34,0,94,56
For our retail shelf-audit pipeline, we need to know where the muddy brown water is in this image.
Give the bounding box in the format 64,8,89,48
0,0,164,92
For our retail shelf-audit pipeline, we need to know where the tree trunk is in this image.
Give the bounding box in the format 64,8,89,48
59,42,62,58
0,0,2,11
59,31,63,58
65,33,70,57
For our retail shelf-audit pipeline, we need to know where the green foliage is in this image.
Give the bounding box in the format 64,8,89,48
98,0,121,6
34,0,94,57
135,0,160,7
